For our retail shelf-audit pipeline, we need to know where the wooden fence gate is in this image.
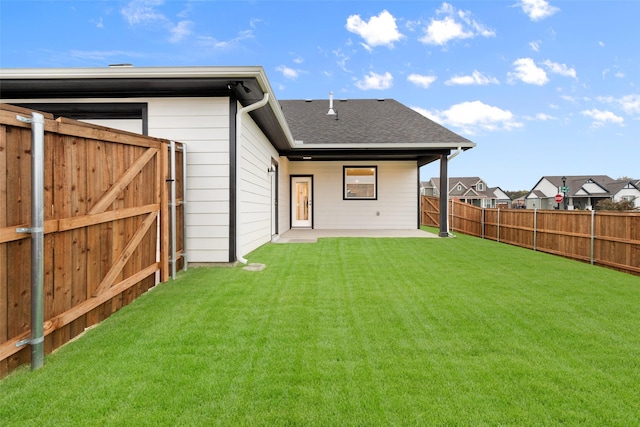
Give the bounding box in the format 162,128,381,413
0,105,185,377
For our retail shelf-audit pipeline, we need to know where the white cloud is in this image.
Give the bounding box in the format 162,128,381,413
332,49,350,72
197,29,254,50
407,74,437,89
445,70,499,86
421,16,472,45
619,94,640,114
529,40,541,52
581,109,624,127
92,17,104,29
416,100,523,135
69,49,143,61
596,94,640,116
169,20,193,43
524,113,557,121
542,60,576,78
346,10,404,49
518,0,559,22
355,71,393,90
276,65,300,80
508,58,549,85
121,0,166,25
419,2,494,46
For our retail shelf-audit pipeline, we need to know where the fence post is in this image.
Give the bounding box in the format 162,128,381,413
15,112,45,370
181,143,188,271
451,198,454,232
533,208,537,251
590,209,595,265
169,141,177,280
481,207,485,239
497,207,500,243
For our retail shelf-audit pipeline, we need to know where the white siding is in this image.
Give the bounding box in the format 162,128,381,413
535,179,559,197
238,108,280,257
4,97,233,262
81,119,143,134
582,182,607,194
615,187,640,208
144,97,231,263
288,161,418,229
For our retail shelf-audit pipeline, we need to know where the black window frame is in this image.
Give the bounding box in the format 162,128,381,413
343,165,378,200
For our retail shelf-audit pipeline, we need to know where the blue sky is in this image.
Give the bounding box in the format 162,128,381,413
1,0,638,190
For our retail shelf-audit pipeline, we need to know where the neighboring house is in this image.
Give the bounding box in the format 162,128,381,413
422,177,511,208
511,196,526,209
0,65,474,262
525,175,640,210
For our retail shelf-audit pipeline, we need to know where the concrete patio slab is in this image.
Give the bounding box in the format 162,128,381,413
273,228,438,243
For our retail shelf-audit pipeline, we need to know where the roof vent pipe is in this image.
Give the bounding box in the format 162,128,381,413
327,91,336,115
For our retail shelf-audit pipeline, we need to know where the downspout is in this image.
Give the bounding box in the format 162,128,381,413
448,146,462,162
235,92,270,264
441,147,462,237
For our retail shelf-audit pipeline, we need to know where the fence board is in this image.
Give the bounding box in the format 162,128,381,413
422,196,640,276
0,124,6,377
1,105,184,377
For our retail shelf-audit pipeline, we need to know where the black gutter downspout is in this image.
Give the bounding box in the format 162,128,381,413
439,153,449,237
228,91,238,262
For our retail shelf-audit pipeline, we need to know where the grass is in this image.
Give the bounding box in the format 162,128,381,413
1,230,639,426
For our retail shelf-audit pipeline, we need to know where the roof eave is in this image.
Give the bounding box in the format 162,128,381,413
0,65,297,150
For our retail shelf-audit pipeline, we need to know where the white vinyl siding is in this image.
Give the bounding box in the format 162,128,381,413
81,119,143,134
6,97,232,262
237,105,280,256
288,160,417,229
146,98,231,263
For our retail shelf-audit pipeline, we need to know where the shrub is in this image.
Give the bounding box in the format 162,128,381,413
595,198,637,211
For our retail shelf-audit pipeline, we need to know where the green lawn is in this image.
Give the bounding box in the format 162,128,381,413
2,231,639,426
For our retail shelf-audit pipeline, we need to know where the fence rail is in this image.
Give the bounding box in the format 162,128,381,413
1,104,185,377
421,196,640,276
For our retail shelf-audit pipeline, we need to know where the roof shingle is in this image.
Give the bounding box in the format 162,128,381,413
280,98,472,146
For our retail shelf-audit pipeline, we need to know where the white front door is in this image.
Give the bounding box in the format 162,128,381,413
291,176,312,228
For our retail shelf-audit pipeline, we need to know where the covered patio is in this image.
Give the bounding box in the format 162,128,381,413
273,228,438,243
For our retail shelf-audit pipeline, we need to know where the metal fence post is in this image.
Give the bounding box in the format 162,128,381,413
590,209,595,265
533,208,537,251
15,112,45,370
180,143,188,271
169,141,177,279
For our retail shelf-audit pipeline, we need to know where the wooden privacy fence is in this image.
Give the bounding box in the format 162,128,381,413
1,104,185,377
421,196,640,276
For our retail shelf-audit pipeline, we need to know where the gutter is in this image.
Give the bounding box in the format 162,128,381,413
235,92,270,264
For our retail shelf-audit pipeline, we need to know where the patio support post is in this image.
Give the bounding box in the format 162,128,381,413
438,153,449,237
15,112,45,370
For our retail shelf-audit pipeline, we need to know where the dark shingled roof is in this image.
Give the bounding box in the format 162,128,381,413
279,98,472,146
